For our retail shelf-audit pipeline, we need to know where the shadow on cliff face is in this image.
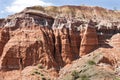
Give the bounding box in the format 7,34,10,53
99,41,113,48
97,29,120,49
98,38,113,48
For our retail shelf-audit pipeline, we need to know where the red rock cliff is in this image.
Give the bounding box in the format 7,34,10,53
0,5,120,71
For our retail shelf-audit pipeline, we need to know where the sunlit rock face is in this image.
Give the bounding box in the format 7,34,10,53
0,5,120,71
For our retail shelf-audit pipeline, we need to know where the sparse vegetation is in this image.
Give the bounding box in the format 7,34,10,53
31,69,50,80
33,70,41,75
61,7,76,17
29,6,45,11
65,70,90,80
63,53,119,80
114,77,120,80
31,73,35,75
41,77,46,80
45,6,58,13
80,75,89,80
71,70,79,79
87,60,96,65
31,69,41,75
41,73,44,76
38,64,44,69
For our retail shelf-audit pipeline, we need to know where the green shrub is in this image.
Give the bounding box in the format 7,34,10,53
87,60,96,65
41,73,44,76
32,70,41,75
71,70,79,79
41,77,46,80
31,73,35,75
38,64,44,69
34,71,40,75
80,75,89,80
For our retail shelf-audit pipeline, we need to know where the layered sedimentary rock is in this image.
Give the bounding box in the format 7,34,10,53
0,28,58,70
0,29,10,57
80,26,98,56
0,5,120,71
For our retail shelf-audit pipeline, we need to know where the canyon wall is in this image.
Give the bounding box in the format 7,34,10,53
0,6,120,71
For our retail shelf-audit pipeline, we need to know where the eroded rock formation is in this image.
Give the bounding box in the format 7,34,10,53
80,26,98,56
0,5,120,72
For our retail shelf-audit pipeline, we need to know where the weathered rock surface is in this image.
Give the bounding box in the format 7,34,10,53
80,26,98,56
0,28,10,57
0,5,120,80
0,28,58,70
